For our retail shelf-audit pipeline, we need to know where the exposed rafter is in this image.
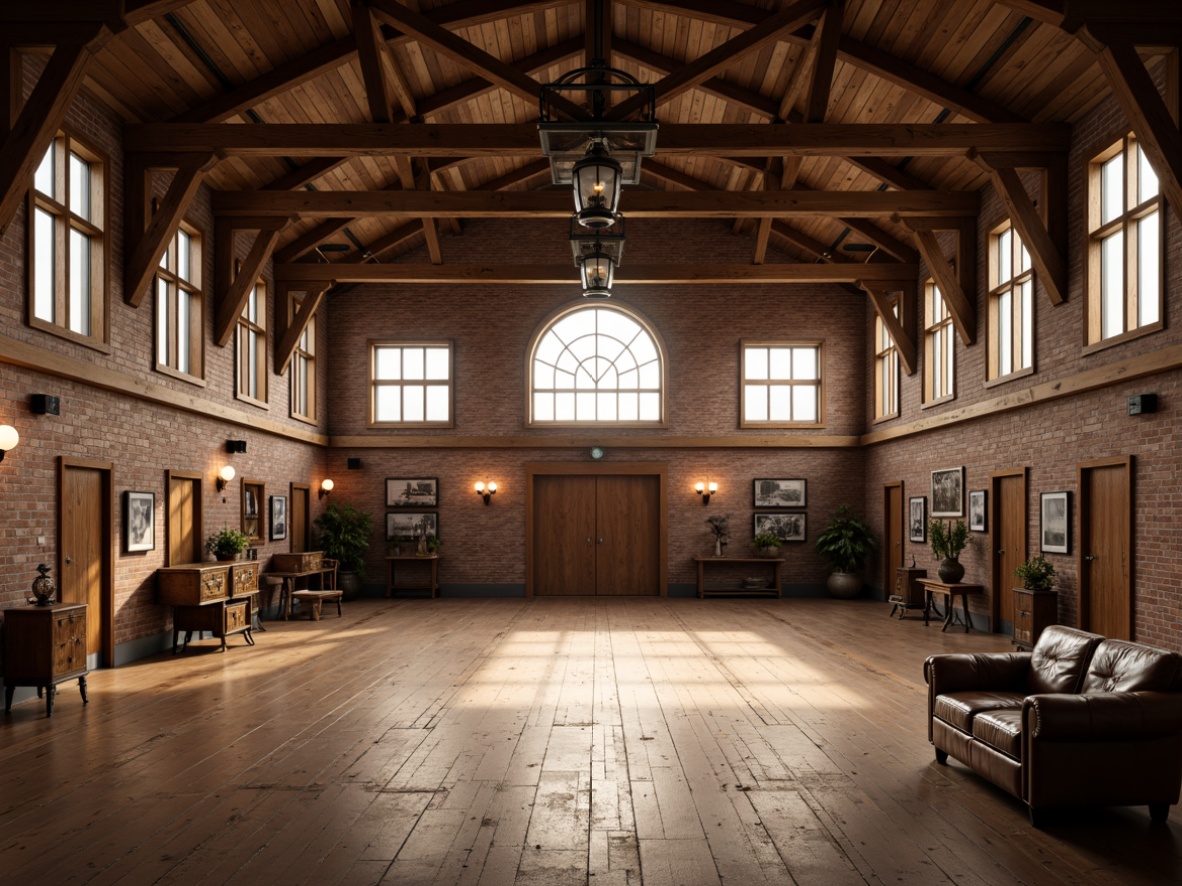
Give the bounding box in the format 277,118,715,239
863,282,918,375
274,284,327,375
213,217,292,347
904,219,978,346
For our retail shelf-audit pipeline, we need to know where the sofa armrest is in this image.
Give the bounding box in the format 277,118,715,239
1024,691,1182,742
924,652,1031,696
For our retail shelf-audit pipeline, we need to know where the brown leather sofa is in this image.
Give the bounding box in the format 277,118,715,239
924,625,1182,825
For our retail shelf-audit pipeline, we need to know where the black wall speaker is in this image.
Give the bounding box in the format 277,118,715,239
30,394,60,415
1128,394,1158,415
226,440,248,453
347,457,362,469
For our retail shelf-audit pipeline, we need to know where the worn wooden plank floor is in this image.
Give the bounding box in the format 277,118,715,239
1,597,1179,885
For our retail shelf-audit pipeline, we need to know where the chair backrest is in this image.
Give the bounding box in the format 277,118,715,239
1082,639,1182,693
1028,625,1105,694
321,557,339,590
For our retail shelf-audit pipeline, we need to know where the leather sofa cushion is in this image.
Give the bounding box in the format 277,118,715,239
934,691,1025,733
973,709,1023,759
1082,640,1182,693
1028,626,1104,694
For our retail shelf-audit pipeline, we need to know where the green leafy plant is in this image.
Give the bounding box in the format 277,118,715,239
1014,555,1055,591
815,505,876,573
205,527,249,559
752,532,781,549
314,502,373,577
929,519,968,560
427,536,442,554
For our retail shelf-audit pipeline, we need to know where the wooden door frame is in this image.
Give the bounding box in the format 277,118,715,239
525,461,668,598
58,457,115,668
290,482,311,552
990,468,1027,632
1078,455,1134,634
882,481,904,595
165,470,203,566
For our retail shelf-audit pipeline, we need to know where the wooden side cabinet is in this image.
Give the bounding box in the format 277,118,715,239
890,567,928,619
157,564,257,653
2,603,89,717
1013,588,1057,649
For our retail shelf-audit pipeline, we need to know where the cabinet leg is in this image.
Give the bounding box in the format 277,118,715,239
243,627,255,646
962,595,971,633
45,685,56,717
5,686,13,712
79,676,89,704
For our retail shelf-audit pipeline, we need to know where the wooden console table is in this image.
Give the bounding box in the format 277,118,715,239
917,579,983,633
386,554,440,598
694,557,784,598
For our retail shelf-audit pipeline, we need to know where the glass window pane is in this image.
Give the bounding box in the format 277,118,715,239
1138,143,1159,203
998,289,1012,376
745,384,767,421
931,334,942,396
297,358,309,415
1138,211,1160,327
617,368,637,389
535,332,563,366
793,386,818,422
1020,281,1033,369
569,335,596,362
639,392,660,421
425,385,449,421
997,229,1011,283
425,347,449,379
157,279,168,362
534,393,553,422
597,392,617,421
1102,153,1123,224
575,391,595,420
177,231,190,282
403,347,424,380
744,347,768,380
534,363,554,389
597,309,639,345
34,208,55,322
177,290,190,373
575,365,596,389
555,392,575,421
944,329,954,392
69,153,90,220
618,392,638,421
768,385,791,421
35,142,54,197
629,334,657,366
375,386,400,421
556,349,578,374
1101,230,1124,339
638,362,660,389
69,229,90,335
375,347,401,380
1018,236,1031,274
792,347,817,380
248,329,258,397
768,348,792,379
245,286,257,323
403,385,424,421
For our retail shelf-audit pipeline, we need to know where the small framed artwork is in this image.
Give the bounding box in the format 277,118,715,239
968,490,987,533
753,478,806,508
931,466,965,518
909,497,927,543
387,478,438,508
124,491,155,553
270,495,288,541
1040,491,1070,554
387,511,438,541
753,512,806,543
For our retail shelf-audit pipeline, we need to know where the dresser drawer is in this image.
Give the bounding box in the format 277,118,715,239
52,610,87,677
157,565,230,605
231,562,259,596
224,600,249,634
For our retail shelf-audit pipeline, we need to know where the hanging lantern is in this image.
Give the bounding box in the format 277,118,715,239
572,141,622,229
579,246,616,298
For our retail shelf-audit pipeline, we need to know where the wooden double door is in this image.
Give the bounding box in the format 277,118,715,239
530,467,665,596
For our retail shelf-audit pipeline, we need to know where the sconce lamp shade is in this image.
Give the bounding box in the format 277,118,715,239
0,424,18,453
572,142,622,229
216,464,235,493
475,481,498,505
695,480,717,505
320,478,334,499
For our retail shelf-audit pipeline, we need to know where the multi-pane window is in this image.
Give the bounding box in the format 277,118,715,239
874,307,898,420
290,297,316,422
988,222,1033,380
236,281,267,404
371,343,453,427
1087,134,1162,346
529,304,665,426
155,224,203,380
924,281,955,403
29,133,107,346
741,342,823,427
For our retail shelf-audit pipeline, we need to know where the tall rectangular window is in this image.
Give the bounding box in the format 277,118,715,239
236,281,267,405
1087,134,1162,347
371,343,454,427
924,281,955,403
290,295,316,423
874,306,898,420
988,222,1033,381
155,224,204,381
29,133,108,347
741,342,823,427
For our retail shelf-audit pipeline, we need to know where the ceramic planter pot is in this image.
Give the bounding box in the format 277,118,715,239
827,571,862,599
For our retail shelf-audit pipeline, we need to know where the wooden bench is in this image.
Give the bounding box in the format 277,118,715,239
290,589,343,620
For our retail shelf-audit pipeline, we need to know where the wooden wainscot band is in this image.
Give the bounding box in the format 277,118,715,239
694,557,784,598
2,602,89,718
157,562,258,653
917,578,984,633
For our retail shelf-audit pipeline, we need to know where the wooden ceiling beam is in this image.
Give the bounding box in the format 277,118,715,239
839,218,918,264
126,122,1071,157
262,158,349,191
805,0,844,123
863,283,917,375
845,158,934,191
273,218,356,264
352,0,396,123
213,220,290,348
121,1,201,27
995,1,1065,27
275,285,327,375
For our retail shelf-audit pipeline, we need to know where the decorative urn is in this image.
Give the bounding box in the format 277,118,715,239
30,563,56,606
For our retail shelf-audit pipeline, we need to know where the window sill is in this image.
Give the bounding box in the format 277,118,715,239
921,393,956,410
524,421,668,430
236,393,270,411
739,422,827,430
984,365,1034,389
1083,321,1163,356
871,412,898,425
28,318,112,354
290,411,318,426
155,364,206,387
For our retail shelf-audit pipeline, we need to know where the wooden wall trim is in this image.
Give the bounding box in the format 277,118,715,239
0,331,327,447
330,434,860,449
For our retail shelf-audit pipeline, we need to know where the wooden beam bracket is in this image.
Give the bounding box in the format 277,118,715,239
213,218,293,347
275,285,329,375
862,282,917,376
904,220,977,346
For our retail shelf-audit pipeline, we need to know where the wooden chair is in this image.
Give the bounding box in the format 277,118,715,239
321,558,339,590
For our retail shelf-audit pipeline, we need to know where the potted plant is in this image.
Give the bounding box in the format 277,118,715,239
206,527,249,562
814,505,876,598
314,502,373,599
426,536,442,555
752,532,782,558
929,518,969,584
1014,555,1055,590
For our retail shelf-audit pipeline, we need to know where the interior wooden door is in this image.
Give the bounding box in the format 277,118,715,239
60,460,112,662
1080,458,1133,639
167,471,202,566
533,475,597,595
291,483,310,552
991,470,1026,635
596,474,660,595
883,483,904,594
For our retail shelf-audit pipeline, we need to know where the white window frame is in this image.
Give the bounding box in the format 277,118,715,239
924,280,955,405
155,221,204,384
874,306,899,421
740,341,825,429
987,221,1034,383
370,341,454,428
236,279,268,407
289,294,316,424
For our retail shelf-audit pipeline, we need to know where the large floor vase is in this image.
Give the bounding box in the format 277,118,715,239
827,571,862,599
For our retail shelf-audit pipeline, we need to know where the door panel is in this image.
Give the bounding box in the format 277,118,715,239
168,475,201,566
62,465,105,655
884,484,903,594
597,475,660,596
993,472,1026,635
534,475,596,595
1082,461,1132,639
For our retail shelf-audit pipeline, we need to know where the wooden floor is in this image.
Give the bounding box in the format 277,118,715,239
1,597,1179,885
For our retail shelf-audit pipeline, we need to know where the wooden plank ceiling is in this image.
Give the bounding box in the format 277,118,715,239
2,1,1171,280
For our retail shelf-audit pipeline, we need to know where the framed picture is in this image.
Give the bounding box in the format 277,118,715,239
270,495,288,541
387,478,439,508
968,490,987,533
909,497,927,543
1040,491,1070,554
123,491,155,553
753,512,806,543
387,511,438,541
931,466,965,518
753,478,806,508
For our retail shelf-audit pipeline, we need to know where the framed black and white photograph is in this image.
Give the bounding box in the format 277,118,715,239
387,511,438,541
270,495,288,541
909,497,927,543
753,478,806,508
1040,491,1070,554
969,490,987,532
123,491,155,553
931,466,965,517
387,478,439,508
753,512,806,543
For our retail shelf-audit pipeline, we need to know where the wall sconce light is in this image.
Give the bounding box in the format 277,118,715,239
475,481,498,505
320,478,334,499
695,481,718,505
0,425,18,462
216,464,235,493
